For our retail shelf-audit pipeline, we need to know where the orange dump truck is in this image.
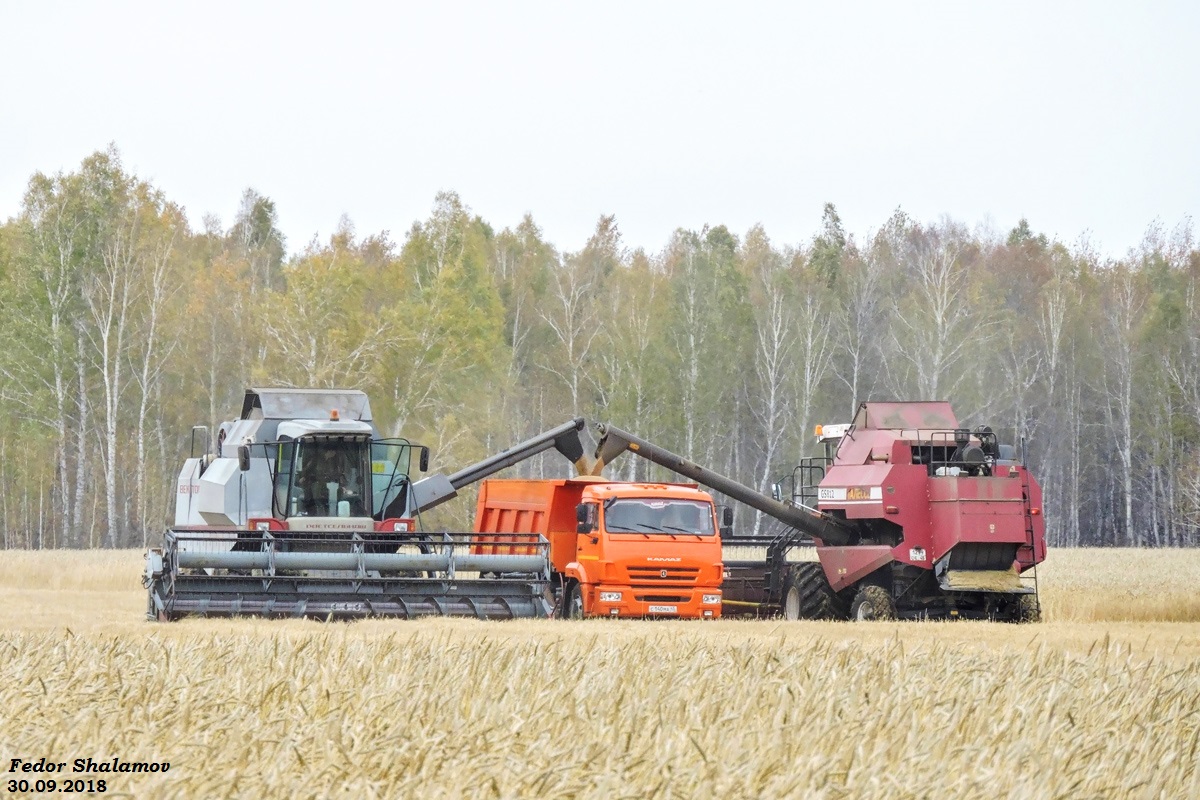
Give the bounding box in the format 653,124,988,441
474,478,725,618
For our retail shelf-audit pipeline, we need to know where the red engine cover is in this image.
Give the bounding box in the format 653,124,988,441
813,402,1047,588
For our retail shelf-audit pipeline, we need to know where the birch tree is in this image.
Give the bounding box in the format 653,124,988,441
132,202,184,544
79,155,147,547
261,223,399,390
1,171,88,545
834,244,887,415
887,222,988,401
538,216,617,414
591,250,668,480
742,227,797,533
230,188,286,295
1099,264,1145,546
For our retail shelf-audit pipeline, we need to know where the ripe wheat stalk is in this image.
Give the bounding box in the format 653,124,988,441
0,548,1196,799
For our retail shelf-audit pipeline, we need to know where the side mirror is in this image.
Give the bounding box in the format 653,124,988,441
419,446,430,473
722,506,734,526
238,445,251,472
576,503,594,534
771,483,783,502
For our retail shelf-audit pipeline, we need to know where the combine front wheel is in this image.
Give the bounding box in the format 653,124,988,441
783,581,802,620
783,563,846,620
850,584,896,621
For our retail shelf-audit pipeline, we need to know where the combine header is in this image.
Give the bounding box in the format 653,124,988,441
145,388,587,621
148,531,551,618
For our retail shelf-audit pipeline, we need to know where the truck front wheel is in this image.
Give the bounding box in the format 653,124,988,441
564,582,585,620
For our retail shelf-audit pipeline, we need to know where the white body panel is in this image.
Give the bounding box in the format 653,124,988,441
174,458,205,526
195,457,273,527
219,418,265,457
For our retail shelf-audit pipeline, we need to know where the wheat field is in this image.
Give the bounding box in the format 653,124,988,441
1,549,1198,799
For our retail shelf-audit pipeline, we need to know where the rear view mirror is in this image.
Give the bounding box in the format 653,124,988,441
771,483,783,502
719,505,734,538
419,446,430,472
576,503,594,534
238,445,251,472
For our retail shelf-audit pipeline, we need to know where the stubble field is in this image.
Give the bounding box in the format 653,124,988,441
1,549,1198,799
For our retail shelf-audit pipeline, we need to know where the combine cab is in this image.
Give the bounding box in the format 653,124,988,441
145,388,587,621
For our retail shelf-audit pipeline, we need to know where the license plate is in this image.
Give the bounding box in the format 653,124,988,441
648,605,677,614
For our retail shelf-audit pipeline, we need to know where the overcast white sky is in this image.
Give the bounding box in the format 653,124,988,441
1,2,1196,258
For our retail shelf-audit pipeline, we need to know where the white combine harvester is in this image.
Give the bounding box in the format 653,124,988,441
145,388,588,620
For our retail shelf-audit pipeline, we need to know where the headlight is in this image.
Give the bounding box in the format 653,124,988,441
703,594,721,605
600,591,622,603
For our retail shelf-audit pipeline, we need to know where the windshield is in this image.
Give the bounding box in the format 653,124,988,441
603,498,715,536
274,436,370,518
371,439,414,518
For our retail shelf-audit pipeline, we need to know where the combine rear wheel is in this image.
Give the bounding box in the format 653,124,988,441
1017,594,1041,623
783,563,846,620
850,584,896,621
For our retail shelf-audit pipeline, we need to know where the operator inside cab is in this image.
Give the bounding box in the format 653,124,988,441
297,443,366,516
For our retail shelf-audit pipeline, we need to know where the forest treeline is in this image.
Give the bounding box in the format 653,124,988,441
0,147,1197,548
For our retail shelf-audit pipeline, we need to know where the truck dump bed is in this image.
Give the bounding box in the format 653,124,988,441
473,479,588,572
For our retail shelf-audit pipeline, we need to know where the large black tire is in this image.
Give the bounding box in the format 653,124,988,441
782,563,847,620
850,584,896,621
563,581,585,620
1017,593,1041,623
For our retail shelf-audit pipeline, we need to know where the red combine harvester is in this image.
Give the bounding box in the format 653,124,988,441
593,401,1046,621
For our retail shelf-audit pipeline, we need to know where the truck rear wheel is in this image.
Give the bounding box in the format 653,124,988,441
850,584,896,621
783,563,846,620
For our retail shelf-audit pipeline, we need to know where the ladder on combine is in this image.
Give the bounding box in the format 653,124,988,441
1018,468,1042,618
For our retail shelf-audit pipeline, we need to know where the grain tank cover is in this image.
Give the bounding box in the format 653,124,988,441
854,401,958,432
241,388,373,422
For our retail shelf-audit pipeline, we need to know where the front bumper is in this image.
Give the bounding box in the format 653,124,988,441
586,583,722,619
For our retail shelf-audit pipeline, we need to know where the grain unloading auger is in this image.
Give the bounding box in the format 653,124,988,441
145,388,590,621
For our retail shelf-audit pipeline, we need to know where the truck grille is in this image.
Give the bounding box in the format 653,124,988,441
628,566,699,583
635,594,690,603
